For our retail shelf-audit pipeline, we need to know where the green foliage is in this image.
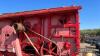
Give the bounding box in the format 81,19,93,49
80,29,100,37
80,29,100,42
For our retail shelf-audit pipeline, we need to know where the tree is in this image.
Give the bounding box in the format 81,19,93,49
80,29,100,42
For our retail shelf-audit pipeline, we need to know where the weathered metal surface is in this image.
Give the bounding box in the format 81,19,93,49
0,6,81,56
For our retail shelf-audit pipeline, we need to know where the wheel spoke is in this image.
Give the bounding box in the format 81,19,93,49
51,46,56,51
49,42,52,49
43,48,49,52
51,52,58,56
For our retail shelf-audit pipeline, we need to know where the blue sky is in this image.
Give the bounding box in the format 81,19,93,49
0,0,100,30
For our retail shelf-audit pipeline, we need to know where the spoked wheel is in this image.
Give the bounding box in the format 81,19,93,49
40,42,58,56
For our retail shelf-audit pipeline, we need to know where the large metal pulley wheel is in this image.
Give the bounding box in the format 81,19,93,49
40,42,58,56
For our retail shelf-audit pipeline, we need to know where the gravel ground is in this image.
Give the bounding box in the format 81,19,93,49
78,43,97,56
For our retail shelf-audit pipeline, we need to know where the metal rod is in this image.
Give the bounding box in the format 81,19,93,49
28,29,56,45
23,32,40,55
28,29,61,56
